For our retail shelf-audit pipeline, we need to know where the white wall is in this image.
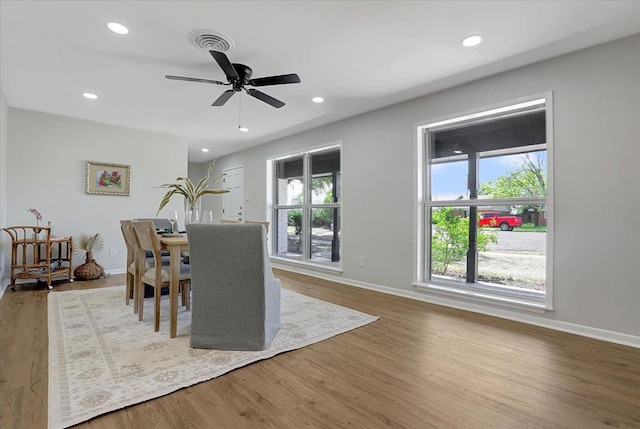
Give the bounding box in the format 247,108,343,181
3,109,188,277
210,34,640,342
0,90,8,293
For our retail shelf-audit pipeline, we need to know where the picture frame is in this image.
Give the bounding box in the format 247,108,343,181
85,161,131,196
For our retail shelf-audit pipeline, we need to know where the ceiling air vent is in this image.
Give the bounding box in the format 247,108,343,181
188,29,234,53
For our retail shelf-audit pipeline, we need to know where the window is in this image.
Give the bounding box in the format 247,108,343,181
271,146,341,268
417,95,552,310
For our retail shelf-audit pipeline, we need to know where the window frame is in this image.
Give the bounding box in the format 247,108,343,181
414,93,554,312
269,143,343,271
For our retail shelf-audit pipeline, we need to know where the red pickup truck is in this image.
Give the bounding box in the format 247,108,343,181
478,211,522,231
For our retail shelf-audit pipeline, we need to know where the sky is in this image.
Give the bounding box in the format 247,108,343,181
280,150,547,203
431,151,546,200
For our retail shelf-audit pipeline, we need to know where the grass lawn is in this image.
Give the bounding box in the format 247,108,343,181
515,223,547,232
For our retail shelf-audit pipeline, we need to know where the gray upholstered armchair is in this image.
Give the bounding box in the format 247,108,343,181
186,223,281,350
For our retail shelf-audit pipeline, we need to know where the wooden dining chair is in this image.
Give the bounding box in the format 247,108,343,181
131,220,191,332
119,220,138,309
132,218,173,231
120,219,171,314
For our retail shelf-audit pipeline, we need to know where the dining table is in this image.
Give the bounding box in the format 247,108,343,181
158,233,189,338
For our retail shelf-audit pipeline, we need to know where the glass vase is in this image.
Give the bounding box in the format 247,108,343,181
184,198,202,224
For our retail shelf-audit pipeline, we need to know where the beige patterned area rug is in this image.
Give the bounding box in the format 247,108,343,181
48,285,378,429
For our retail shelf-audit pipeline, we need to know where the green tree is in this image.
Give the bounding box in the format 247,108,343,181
479,153,546,198
312,195,335,227
311,176,333,198
479,152,546,225
288,209,302,235
311,176,335,227
431,207,497,276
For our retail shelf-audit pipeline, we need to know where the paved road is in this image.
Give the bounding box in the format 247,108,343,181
486,230,545,253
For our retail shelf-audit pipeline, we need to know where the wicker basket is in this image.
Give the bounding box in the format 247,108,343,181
74,259,104,280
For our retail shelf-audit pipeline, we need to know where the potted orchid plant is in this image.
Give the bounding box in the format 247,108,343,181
27,208,42,227
27,208,43,239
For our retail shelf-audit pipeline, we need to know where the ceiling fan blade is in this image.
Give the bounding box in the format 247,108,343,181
165,75,227,85
209,51,239,80
212,90,236,106
248,73,301,87
246,89,285,108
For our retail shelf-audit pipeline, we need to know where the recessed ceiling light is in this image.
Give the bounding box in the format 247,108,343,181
238,126,249,132
201,148,209,153
454,150,463,154
82,92,98,100
462,34,483,47
312,97,324,103
107,22,129,35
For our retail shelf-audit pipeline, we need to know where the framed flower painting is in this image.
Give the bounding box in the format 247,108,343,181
85,161,131,196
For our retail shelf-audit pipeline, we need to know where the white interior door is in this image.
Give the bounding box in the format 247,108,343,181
222,166,244,222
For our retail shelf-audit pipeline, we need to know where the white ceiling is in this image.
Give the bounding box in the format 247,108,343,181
2,1,640,163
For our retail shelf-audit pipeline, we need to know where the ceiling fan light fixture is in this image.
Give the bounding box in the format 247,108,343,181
462,34,483,47
312,96,324,103
107,22,129,35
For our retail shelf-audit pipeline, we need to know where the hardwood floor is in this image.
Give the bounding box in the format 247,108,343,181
1,270,639,429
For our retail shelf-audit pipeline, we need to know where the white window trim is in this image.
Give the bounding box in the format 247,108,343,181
414,92,554,312
267,142,343,271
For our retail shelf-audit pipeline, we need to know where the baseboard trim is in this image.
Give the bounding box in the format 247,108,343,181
271,263,640,349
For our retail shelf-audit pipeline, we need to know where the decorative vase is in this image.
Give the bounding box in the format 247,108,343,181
73,251,105,281
184,198,202,224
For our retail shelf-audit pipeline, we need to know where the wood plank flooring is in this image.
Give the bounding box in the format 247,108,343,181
1,270,639,429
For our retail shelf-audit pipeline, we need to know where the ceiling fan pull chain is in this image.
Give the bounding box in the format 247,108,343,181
237,92,248,132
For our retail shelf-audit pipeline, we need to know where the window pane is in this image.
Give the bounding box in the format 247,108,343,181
310,208,340,262
424,99,549,302
276,157,304,205
310,149,341,203
274,209,303,258
429,206,469,283
272,147,341,266
478,205,546,291
430,160,468,201
430,108,545,159
311,175,335,204
479,150,547,199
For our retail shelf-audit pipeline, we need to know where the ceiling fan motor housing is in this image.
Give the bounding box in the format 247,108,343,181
231,64,253,90
233,64,252,82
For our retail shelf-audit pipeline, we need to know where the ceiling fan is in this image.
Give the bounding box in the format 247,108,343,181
166,50,301,108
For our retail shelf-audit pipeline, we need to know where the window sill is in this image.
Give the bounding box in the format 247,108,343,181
270,256,343,274
412,281,549,314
